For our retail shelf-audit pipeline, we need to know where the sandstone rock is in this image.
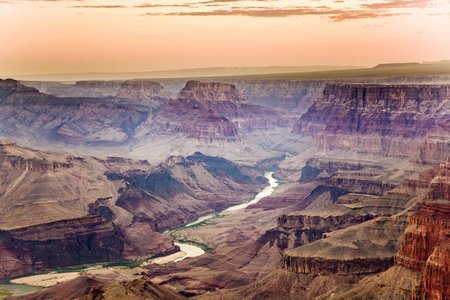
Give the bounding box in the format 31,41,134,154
293,83,450,157
282,216,408,276
0,216,123,279
114,153,265,232
77,275,186,300
0,79,149,148
115,80,173,108
395,203,450,299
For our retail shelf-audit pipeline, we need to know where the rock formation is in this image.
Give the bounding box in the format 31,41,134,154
176,81,294,131
395,203,450,299
115,80,173,108
0,141,265,279
0,79,149,151
24,80,123,98
113,152,266,232
0,216,123,279
293,83,450,157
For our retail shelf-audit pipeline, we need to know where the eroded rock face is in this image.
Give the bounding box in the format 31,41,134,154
0,216,122,279
24,80,123,98
0,79,149,147
293,83,450,156
282,216,408,276
230,80,326,114
283,256,394,276
178,81,247,103
395,203,450,299
115,80,173,108
77,275,186,300
147,97,240,143
136,80,295,144
175,80,294,132
114,152,265,232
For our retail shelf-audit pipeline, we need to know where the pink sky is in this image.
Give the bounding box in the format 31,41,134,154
0,0,449,76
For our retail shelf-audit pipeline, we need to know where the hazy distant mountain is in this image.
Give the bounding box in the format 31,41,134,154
6,66,363,81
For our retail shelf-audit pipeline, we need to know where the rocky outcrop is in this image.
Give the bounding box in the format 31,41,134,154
148,98,239,143
114,153,265,232
71,80,123,98
282,216,409,276
175,81,295,131
178,81,247,103
418,239,450,300
0,216,123,279
394,204,450,299
298,157,398,196
278,212,377,232
25,80,123,98
135,80,294,145
77,275,186,300
0,79,149,147
293,83,450,157
328,177,398,196
0,157,73,172
115,80,173,108
283,256,394,276
228,80,326,114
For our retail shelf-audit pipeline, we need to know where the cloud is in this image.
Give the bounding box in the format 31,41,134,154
18,0,85,1
135,3,194,8
144,6,408,21
135,0,279,9
361,0,437,9
134,0,445,21
198,0,278,2
70,5,126,8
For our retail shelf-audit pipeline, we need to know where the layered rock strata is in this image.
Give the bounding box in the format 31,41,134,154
282,216,409,276
395,203,450,299
113,152,265,232
177,81,295,131
0,79,149,148
0,216,122,279
293,83,450,157
115,80,173,108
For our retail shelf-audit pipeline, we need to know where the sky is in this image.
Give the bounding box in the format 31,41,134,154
1,0,449,76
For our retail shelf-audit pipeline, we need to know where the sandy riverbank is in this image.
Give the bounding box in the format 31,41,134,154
10,272,80,287
144,251,186,265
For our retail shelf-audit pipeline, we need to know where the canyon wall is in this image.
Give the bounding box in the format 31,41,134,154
0,79,149,149
395,203,450,300
293,83,450,157
0,216,122,279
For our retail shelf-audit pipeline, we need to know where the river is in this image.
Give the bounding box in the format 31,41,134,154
169,171,278,261
0,172,278,296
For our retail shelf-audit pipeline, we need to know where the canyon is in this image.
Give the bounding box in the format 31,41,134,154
0,66,449,299
0,139,266,281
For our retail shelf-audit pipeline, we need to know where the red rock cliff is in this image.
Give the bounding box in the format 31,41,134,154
395,203,450,299
293,83,450,156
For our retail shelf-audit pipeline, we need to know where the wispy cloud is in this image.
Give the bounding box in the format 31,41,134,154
144,6,408,21
198,0,278,3
361,0,436,9
135,3,194,8
70,5,126,8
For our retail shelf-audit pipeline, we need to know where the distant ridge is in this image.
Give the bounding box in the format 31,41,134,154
372,62,422,69
4,66,363,82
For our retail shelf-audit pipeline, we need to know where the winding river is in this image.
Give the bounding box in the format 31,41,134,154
0,172,278,296
168,171,278,261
